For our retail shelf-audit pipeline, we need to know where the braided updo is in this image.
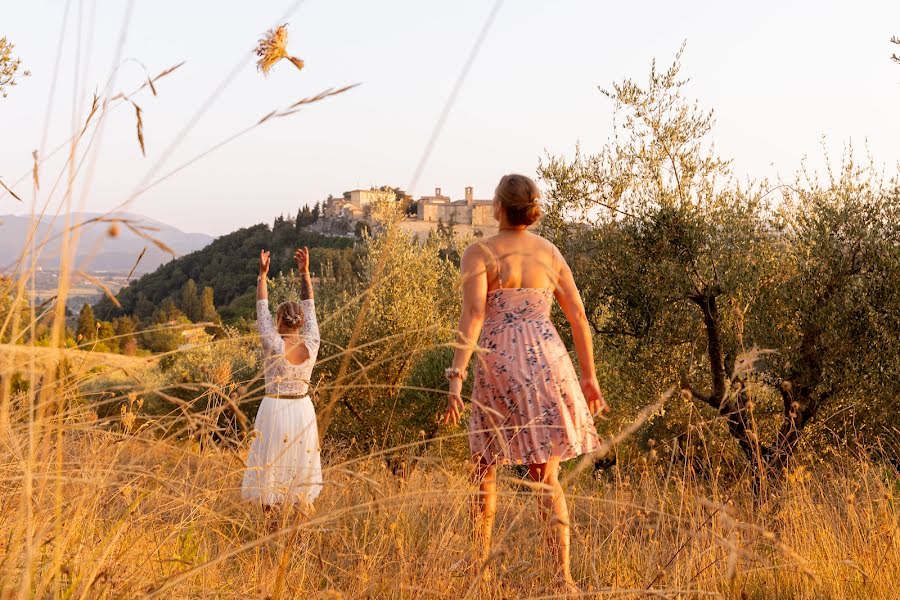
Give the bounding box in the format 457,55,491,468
276,301,304,332
495,174,541,227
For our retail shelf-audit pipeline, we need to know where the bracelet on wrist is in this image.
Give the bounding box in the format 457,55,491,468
445,367,465,381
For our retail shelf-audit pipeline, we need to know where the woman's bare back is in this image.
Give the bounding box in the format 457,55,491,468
282,337,311,365
480,231,561,291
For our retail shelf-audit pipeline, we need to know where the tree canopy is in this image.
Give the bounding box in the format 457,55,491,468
538,49,900,472
96,220,356,321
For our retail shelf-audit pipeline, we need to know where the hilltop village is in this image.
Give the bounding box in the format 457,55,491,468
313,186,499,238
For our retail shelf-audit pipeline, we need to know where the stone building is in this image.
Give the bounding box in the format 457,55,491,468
318,186,497,238
416,186,494,226
323,189,394,220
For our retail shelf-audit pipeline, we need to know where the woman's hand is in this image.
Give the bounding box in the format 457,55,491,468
259,249,271,276
443,377,465,426
294,246,310,274
580,375,609,417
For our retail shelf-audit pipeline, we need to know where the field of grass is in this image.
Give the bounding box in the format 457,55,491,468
1,384,897,599
1,343,151,374
2,12,898,599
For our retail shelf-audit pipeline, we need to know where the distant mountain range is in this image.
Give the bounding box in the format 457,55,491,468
0,212,214,274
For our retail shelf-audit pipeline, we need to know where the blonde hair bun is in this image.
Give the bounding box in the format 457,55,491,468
276,301,304,330
495,174,541,226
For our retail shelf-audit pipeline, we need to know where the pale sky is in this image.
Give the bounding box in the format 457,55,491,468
1,1,899,235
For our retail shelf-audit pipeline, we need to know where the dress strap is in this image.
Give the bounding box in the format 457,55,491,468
476,241,504,289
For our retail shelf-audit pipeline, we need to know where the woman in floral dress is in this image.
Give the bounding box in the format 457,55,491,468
444,174,609,592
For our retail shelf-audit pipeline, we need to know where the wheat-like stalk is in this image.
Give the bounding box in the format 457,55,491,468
0,176,22,202
31,150,39,190
130,101,145,156
255,24,304,75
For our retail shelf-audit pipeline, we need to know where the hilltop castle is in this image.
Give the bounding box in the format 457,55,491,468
416,186,494,226
322,186,495,228
322,189,394,220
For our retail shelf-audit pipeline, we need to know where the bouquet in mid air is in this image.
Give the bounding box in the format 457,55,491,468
255,24,305,75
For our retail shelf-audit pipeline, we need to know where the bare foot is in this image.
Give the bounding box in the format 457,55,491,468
449,552,476,576
267,518,280,535
448,553,495,583
477,562,494,583
562,578,581,597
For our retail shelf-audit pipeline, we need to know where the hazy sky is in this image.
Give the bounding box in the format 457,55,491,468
1,1,899,235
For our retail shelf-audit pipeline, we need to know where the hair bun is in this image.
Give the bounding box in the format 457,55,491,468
495,174,542,227
276,301,304,329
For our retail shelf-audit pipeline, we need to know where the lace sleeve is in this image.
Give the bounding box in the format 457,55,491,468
300,299,320,360
256,299,283,355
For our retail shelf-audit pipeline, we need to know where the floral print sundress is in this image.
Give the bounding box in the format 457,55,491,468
469,261,600,465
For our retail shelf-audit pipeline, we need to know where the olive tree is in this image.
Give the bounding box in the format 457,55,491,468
539,49,900,472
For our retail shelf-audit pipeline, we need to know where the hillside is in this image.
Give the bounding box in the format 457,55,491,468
95,219,357,319
0,212,213,273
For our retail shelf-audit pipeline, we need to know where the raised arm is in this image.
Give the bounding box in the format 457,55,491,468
294,246,314,302
294,247,320,357
256,249,281,354
257,249,270,302
553,247,609,416
444,244,489,426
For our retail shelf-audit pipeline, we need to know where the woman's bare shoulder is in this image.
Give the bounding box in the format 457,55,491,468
526,231,562,257
461,240,491,265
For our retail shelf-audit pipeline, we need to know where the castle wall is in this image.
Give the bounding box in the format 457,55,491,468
324,199,348,218
420,203,443,222
325,187,494,231
471,204,494,226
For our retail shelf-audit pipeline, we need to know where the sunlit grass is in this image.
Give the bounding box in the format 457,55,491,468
0,370,897,598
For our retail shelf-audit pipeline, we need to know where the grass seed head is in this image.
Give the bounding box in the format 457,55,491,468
255,24,304,75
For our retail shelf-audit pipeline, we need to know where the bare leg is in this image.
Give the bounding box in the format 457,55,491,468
528,459,578,593
263,504,280,534
528,464,552,546
471,462,497,566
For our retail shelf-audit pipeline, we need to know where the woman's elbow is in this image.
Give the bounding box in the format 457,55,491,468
464,305,486,322
568,307,590,330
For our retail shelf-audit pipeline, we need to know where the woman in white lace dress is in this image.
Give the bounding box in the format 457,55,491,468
241,247,322,511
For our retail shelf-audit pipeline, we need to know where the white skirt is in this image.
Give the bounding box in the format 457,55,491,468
241,396,323,505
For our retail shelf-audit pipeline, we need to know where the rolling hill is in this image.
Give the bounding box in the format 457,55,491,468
94,219,358,320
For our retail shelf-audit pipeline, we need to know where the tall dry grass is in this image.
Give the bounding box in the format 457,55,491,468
0,384,896,599
1,9,898,599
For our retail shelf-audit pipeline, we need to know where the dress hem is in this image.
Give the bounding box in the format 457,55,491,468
470,442,601,467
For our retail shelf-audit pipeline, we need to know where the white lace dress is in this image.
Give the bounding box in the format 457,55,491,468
241,298,323,505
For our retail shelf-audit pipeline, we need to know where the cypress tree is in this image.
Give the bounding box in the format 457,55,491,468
200,286,220,323
181,279,201,322
114,316,137,355
76,303,96,342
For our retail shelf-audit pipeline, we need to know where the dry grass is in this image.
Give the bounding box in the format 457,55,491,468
255,24,304,75
0,342,151,374
1,12,897,599
0,390,896,599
